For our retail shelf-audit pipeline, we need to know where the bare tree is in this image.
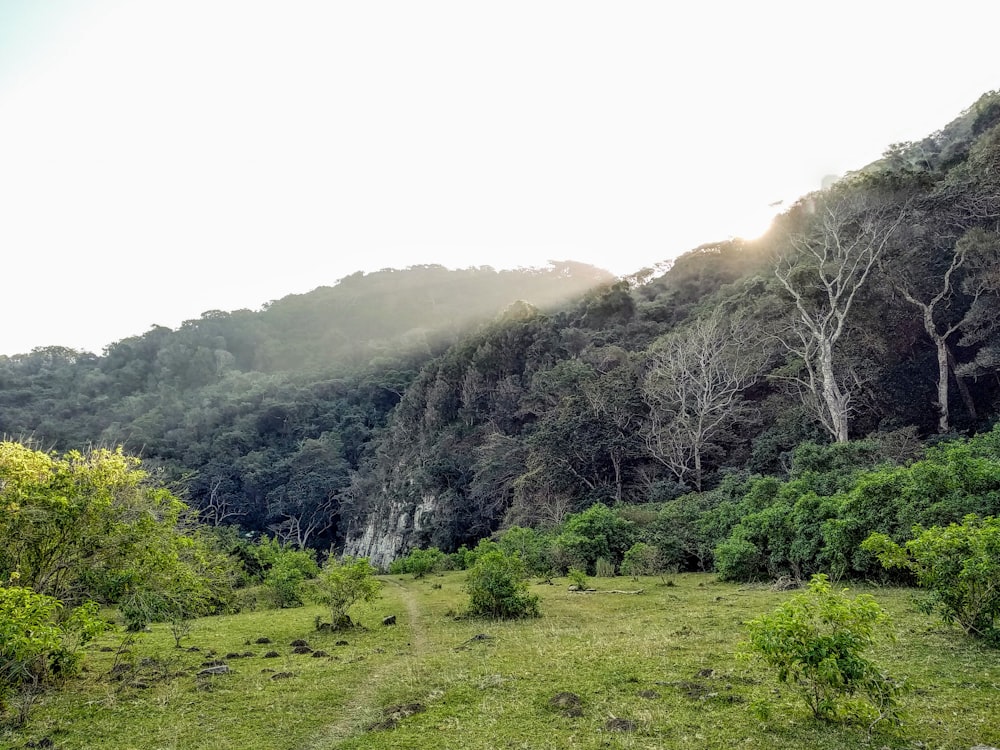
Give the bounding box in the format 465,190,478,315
888,227,1000,431
642,311,765,491
267,500,335,549
774,190,906,442
199,477,246,527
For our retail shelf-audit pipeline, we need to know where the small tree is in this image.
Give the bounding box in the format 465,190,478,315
310,556,381,629
863,514,1000,644
620,542,664,579
262,545,320,608
0,585,105,723
466,550,540,619
744,574,902,726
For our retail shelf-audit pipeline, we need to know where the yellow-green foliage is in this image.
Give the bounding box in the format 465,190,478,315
744,574,903,724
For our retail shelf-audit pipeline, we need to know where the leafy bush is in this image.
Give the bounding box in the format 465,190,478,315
262,545,320,608
553,504,636,574
0,585,106,721
497,526,552,575
310,556,381,628
620,542,664,578
389,547,445,578
465,550,539,619
743,574,903,725
594,557,615,577
863,514,1000,644
566,568,589,590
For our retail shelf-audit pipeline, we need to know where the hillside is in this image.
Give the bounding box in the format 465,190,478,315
2,91,1000,567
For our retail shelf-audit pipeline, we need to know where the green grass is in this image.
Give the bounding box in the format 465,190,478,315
7,573,1000,749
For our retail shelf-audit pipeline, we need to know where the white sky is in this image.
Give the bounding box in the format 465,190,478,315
1,0,998,356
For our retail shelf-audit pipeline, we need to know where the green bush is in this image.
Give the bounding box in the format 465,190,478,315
553,504,636,574
594,557,615,577
389,547,445,578
566,568,589,590
620,542,664,578
497,526,552,575
465,550,539,619
743,574,903,725
863,514,1000,644
310,556,381,628
0,585,105,721
262,545,320,608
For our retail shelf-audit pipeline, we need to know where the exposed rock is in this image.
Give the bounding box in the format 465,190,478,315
345,495,440,570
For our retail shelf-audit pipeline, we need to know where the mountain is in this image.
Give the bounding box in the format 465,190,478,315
343,91,1000,566
2,92,1000,568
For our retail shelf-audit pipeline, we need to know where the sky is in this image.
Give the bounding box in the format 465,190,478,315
1,1,998,356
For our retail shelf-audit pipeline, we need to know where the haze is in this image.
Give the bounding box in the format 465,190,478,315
1,0,998,356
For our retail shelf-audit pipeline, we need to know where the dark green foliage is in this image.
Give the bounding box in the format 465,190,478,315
465,550,540,619
744,574,903,725
863,515,1000,644
552,504,636,574
4,95,1000,579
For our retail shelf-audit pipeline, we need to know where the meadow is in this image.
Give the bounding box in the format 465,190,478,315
8,572,999,750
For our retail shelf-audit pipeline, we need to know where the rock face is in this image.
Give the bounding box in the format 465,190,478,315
344,494,440,570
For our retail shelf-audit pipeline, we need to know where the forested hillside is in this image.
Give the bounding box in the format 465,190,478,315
0,262,613,548
3,92,1000,575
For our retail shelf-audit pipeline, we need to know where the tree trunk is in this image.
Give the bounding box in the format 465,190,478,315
947,345,978,424
935,337,951,433
818,341,849,443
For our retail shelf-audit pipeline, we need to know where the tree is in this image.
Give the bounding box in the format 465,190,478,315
310,556,381,629
887,225,1000,431
744,574,902,726
465,550,540,619
643,311,764,490
0,442,190,604
775,189,906,442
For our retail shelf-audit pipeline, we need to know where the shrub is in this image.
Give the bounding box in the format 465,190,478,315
465,550,539,619
743,574,903,726
594,557,615,577
566,568,589,590
389,547,445,578
863,514,1000,644
262,546,320,608
620,542,664,579
0,585,106,722
310,556,381,628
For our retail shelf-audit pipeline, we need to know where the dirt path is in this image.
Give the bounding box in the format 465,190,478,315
304,577,426,748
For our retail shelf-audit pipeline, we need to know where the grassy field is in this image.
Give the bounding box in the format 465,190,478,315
6,572,999,749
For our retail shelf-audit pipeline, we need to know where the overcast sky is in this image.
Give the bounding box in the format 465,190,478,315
1,1,997,356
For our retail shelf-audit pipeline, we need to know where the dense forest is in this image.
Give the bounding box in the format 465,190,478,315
3,91,1000,580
